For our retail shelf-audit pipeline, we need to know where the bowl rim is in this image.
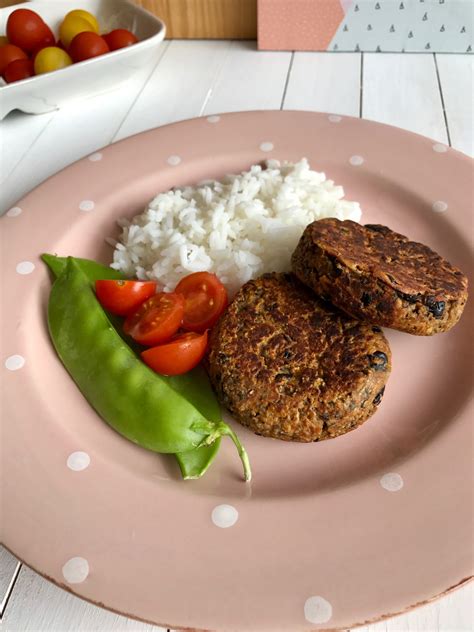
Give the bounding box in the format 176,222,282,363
0,0,166,92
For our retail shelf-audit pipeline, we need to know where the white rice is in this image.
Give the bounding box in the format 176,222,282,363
111,159,361,295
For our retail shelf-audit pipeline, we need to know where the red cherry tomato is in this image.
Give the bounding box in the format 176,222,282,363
0,44,28,76
175,272,228,333
69,32,109,62
3,58,34,83
95,280,157,316
124,292,184,346
6,9,55,54
141,331,208,376
103,29,138,51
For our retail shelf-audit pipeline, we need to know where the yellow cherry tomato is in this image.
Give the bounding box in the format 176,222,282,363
34,47,72,74
59,16,94,48
0,36,9,46
64,9,99,34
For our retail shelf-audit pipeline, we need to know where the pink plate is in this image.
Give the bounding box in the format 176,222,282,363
1,111,473,631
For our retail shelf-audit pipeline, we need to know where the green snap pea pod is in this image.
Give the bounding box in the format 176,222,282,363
46,257,251,479
42,254,223,479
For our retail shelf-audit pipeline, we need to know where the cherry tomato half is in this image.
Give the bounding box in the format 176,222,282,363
95,280,157,316
59,15,95,49
175,272,228,332
6,9,54,54
103,29,138,51
0,44,27,76
34,47,72,74
0,37,9,47
64,9,99,34
69,32,109,62
124,292,184,346
141,331,208,376
3,58,34,83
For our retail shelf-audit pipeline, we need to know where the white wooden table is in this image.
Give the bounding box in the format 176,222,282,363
1,41,473,632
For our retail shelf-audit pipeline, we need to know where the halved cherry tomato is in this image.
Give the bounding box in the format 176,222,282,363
69,32,109,62
0,37,9,47
0,44,27,76
6,9,54,54
141,331,208,376
103,29,138,51
175,272,228,332
124,292,184,346
95,280,157,316
3,58,34,83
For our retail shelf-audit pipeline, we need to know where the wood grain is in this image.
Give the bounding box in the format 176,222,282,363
284,52,361,116
133,0,257,39
0,546,20,615
363,53,449,145
436,54,474,157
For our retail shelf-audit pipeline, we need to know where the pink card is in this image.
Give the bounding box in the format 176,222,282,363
257,0,473,53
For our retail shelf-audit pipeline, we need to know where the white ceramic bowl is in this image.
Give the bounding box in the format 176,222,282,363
0,0,165,119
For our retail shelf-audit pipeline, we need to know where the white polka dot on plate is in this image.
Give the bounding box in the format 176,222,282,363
349,155,364,166
260,142,274,152
88,152,102,162
328,114,342,123
433,143,448,153
67,451,91,471
62,557,89,584
304,596,333,624
211,504,238,528
207,115,220,123
380,472,404,492
79,200,95,212
16,261,35,275
6,206,22,217
432,200,448,213
167,155,181,166
5,355,25,371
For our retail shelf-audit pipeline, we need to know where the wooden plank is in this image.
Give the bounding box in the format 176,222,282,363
116,40,291,140
0,111,55,197
2,566,166,631
353,581,474,632
363,53,448,144
202,41,291,115
283,52,361,116
115,39,233,140
0,44,168,215
0,546,20,615
133,0,257,39
436,54,474,157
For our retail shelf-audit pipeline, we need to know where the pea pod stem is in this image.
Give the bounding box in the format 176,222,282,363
221,424,252,482
193,421,251,482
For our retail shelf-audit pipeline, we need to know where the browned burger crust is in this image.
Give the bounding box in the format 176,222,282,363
207,273,391,442
291,219,468,335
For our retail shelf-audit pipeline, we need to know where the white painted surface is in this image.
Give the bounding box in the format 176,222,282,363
0,43,472,631
284,51,361,116
0,546,20,615
362,53,449,144
1,565,163,632
436,54,474,157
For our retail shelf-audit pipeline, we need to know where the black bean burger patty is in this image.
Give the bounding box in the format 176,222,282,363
207,273,391,442
291,218,468,336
